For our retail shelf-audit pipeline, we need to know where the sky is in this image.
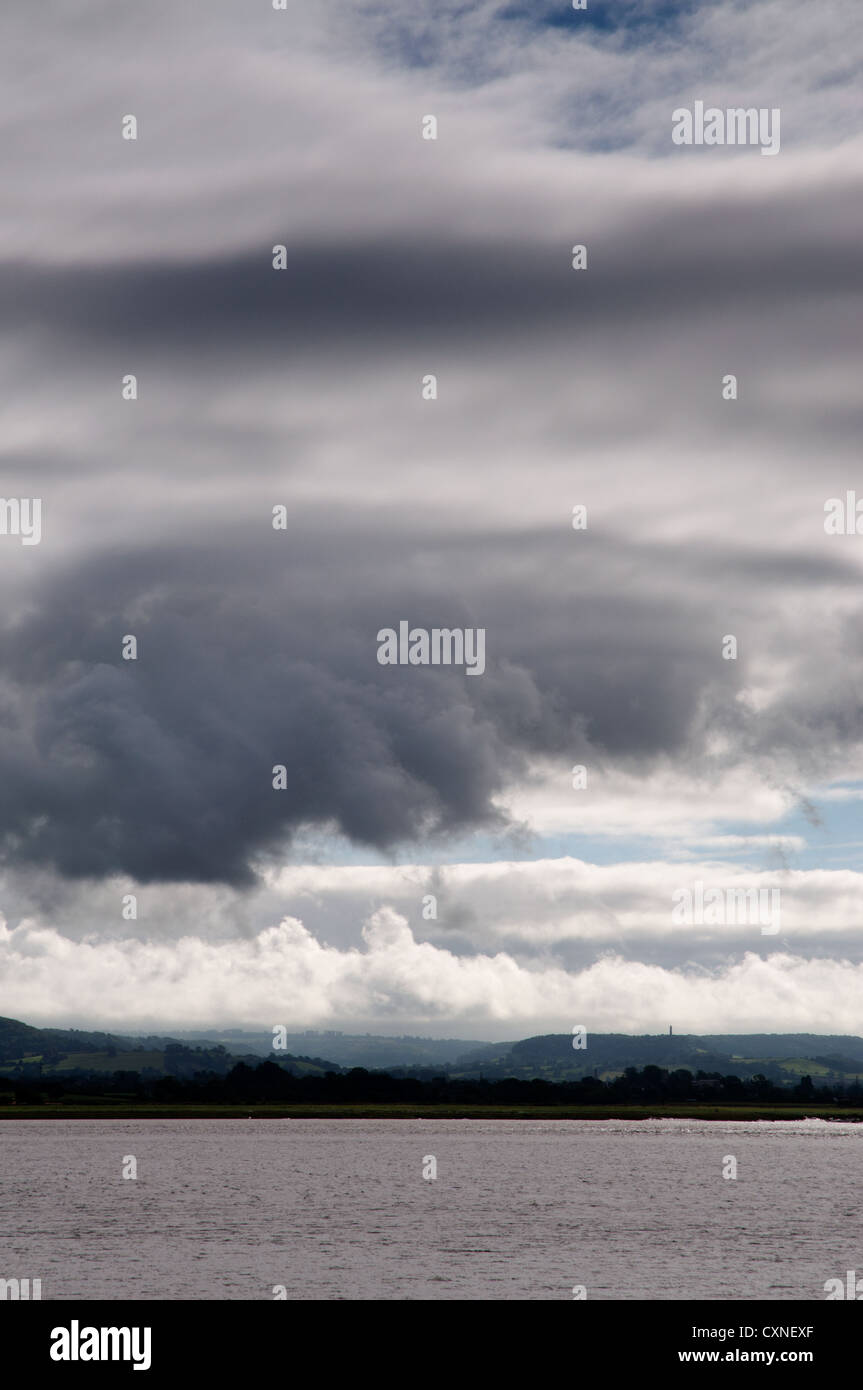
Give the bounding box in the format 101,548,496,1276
0,0,861,1039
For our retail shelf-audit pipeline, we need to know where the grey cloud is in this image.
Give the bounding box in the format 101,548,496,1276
0,516,857,885
2,179,861,354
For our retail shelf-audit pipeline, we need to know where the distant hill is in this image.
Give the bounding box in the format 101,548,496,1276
172,1030,491,1069
4,1017,863,1089
0,1017,344,1080
448,1033,863,1085
0,1017,177,1062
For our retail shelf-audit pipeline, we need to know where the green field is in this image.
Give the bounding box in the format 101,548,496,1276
2,1103,862,1121
50,1051,166,1073
775,1058,835,1077
0,1050,166,1075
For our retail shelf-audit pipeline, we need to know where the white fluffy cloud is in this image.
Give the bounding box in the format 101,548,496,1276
3,905,863,1037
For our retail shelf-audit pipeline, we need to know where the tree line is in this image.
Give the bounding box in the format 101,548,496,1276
4,1061,862,1106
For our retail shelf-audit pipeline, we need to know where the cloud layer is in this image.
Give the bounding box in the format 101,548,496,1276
5,905,863,1037
0,0,861,1029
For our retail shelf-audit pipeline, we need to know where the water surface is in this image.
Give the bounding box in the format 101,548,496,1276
1,1118,858,1299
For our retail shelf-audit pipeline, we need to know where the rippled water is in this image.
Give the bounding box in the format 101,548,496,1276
1,1118,859,1300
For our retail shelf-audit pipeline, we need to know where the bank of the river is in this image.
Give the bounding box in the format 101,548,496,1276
1,1103,862,1121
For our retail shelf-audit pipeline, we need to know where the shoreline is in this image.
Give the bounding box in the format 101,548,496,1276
2,1103,862,1121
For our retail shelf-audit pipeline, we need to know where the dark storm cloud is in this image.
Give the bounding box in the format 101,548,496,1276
0,518,855,885
1,174,860,355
